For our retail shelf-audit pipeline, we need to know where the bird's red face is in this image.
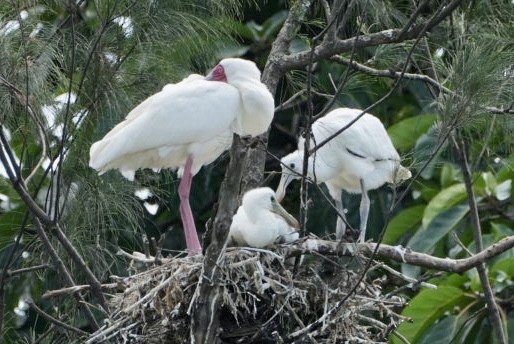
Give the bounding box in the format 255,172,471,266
205,64,227,82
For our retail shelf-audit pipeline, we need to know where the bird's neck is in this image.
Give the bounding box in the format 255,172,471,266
306,154,336,182
233,81,274,137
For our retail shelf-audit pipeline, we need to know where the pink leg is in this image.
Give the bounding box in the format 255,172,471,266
178,155,202,255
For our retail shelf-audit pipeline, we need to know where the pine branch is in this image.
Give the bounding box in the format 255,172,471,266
27,298,89,336
330,55,452,94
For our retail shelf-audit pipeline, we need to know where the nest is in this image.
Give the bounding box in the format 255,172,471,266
87,245,407,343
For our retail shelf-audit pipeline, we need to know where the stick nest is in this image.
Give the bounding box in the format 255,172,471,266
87,246,407,343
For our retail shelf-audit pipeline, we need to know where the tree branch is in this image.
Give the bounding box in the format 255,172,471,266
27,298,89,336
279,0,462,70
281,236,514,274
457,138,506,344
330,55,452,94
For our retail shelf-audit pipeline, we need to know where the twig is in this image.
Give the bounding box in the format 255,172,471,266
330,55,452,94
42,283,120,299
457,137,506,344
7,264,50,277
27,298,89,336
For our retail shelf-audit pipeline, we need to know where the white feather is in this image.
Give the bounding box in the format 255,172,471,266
229,187,299,248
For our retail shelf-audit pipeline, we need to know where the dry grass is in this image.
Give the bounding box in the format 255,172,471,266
87,245,408,343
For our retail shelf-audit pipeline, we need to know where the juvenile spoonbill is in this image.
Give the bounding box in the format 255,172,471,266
229,187,299,248
89,58,274,255
275,107,411,243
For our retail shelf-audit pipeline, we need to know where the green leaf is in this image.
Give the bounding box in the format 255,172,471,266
496,155,514,183
383,205,425,244
440,163,462,189
410,205,470,253
414,126,446,179
403,205,469,278
491,257,514,279
387,113,437,152
422,183,467,229
490,222,514,237
418,315,457,344
261,10,288,41
495,179,511,201
394,286,473,344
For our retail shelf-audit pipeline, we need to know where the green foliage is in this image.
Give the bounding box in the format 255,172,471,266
393,286,473,344
0,0,513,342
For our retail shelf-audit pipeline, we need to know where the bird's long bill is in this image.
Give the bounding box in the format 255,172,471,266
275,173,293,202
271,201,300,229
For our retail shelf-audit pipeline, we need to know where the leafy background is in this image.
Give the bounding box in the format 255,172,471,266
0,0,513,343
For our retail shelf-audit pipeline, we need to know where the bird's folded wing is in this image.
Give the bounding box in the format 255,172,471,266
90,81,240,170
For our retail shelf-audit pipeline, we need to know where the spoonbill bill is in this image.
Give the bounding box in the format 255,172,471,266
89,58,274,255
276,108,411,243
229,187,299,248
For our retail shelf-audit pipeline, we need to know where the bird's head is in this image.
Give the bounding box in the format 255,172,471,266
276,151,304,202
206,58,261,84
243,187,299,229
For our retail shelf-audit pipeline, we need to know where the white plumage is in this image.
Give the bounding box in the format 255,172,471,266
229,187,299,248
89,58,274,254
276,107,411,242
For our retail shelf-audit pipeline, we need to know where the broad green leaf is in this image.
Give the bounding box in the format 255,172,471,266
496,155,514,183
383,205,425,244
409,205,470,254
418,315,457,344
491,257,514,278
490,222,514,237
474,172,496,198
261,10,288,41
387,113,437,152
439,273,470,289
414,126,446,180
412,179,440,202
422,183,467,229
403,205,469,278
440,163,462,189
495,179,511,201
394,286,473,344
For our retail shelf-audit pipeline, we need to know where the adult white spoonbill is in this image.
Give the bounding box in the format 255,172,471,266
89,58,275,255
276,107,411,243
229,187,299,248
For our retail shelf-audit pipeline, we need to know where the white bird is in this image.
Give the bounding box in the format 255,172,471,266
229,187,299,248
89,58,275,255
275,107,411,243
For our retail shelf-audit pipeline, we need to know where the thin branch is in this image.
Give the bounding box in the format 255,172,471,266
330,55,452,94
42,283,120,299
27,298,89,336
0,75,49,184
31,217,99,330
7,264,50,277
279,0,462,69
457,138,506,344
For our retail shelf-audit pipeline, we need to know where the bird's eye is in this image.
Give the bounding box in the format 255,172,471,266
270,196,275,203
289,163,295,169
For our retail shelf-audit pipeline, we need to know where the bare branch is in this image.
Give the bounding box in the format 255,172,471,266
279,0,462,70
330,55,452,94
280,236,514,274
457,138,506,344
7,264,50,277
27,298,89,336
